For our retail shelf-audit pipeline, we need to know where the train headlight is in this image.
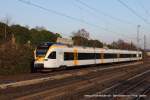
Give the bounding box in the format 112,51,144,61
44,59,48,61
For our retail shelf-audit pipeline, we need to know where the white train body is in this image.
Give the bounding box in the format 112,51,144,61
34,42,142,69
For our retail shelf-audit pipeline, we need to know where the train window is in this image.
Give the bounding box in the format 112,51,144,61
104,53,117,59
132,54,137,57
78,53,118,60
48,52,56,59
120,54,131,58
36,46,49,57
96,53,101,59
64,52,74,60
120,54,125,58
78,53,95,60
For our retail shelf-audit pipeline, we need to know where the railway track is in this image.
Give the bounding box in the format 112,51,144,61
0,62,143,89
0,62,141,84
133,83,150,100
85,69,150,100
0,61,149,100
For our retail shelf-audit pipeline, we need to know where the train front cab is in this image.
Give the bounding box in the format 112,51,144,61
34,44,67,71
34,44,58,71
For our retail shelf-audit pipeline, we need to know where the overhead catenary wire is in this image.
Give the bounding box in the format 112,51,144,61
75,0,145,46
75,0,135,25
72,2,110,41
73,0,140,43
18,0,136,40
73,1,110,26
18,0,89,38
138,1,150,16
73,2,108,23
136,0,150,22
18,0,103,29
117,0,150,24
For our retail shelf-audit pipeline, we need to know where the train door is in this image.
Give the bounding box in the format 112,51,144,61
44,51,57,68
57,49,64,67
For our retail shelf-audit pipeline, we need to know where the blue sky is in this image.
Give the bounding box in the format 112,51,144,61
0,0,150,48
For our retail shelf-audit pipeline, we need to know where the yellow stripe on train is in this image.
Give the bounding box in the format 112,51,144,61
74,48,78,65
36,57,44,62
100,49,104,64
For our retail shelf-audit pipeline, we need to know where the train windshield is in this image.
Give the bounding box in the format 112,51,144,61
36,42,54,57
36,46,49,57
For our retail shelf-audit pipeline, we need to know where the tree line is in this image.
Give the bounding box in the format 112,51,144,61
0,22,61,45
0,21,137,50
72,29,137,50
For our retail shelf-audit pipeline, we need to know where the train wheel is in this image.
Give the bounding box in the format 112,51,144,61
59,66,67,70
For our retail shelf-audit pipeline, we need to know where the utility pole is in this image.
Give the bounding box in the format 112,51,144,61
144,35,146,59
130,40,132,50
137,25,141,59
137,25,141,50
144,35,146,51
4,16,10,40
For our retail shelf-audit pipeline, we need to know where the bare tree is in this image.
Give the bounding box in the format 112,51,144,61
72,29,103,47
2,15,11,40
72,28,90,39
109,39,137,50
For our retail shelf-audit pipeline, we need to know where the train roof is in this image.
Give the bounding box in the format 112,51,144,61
71,46,140,52
39,42,66,47
39,42,141,52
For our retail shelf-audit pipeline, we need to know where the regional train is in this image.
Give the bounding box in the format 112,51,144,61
33,42,142,70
